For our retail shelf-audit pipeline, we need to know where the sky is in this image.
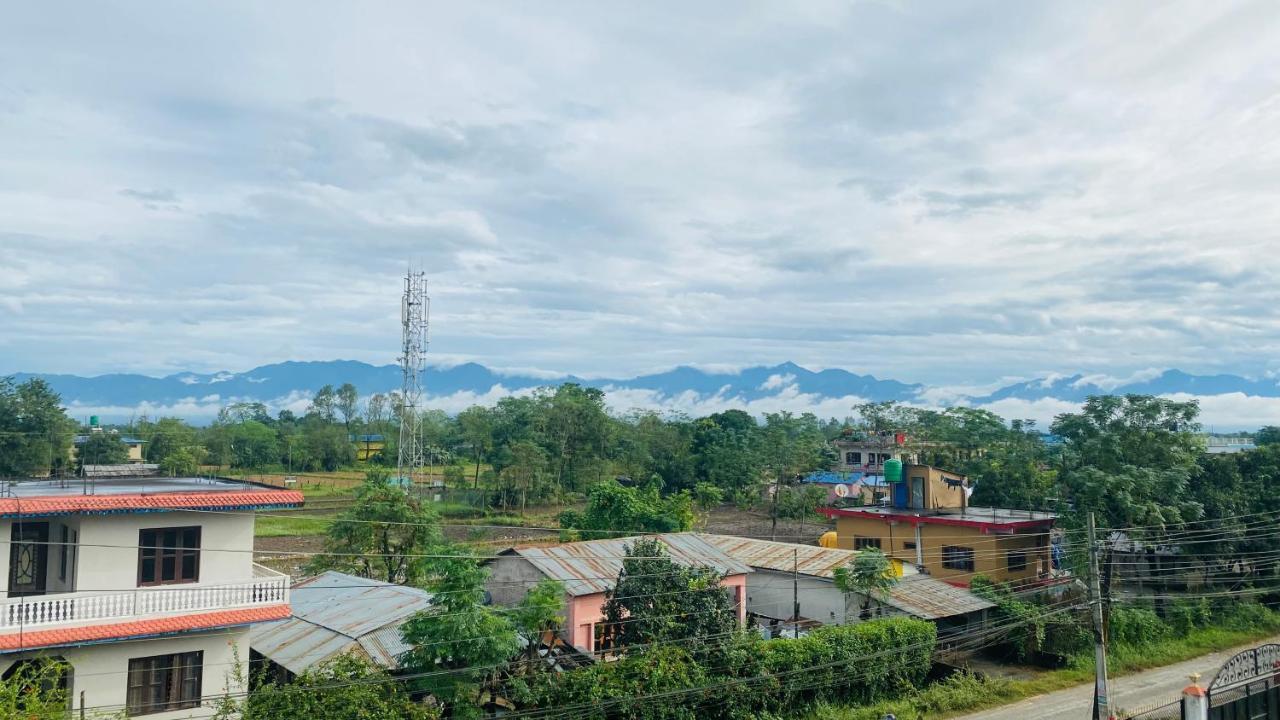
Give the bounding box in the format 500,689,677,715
3,1,1280,389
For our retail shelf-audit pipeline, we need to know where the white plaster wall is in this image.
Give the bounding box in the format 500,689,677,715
2,512,254,601
746,568,850,624
0,627,249,720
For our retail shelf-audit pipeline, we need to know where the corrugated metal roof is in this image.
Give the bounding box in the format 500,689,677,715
250,571,433,674
509,533,753,597
698,534,856,579
700,534,993,621
887,576,995,620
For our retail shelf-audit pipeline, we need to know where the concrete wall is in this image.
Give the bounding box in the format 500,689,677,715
484,555,554,607
2,511,255,600
833,516,1050,584
0,627,248,720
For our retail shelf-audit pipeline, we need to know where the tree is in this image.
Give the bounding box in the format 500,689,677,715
457,406,495,488
0,658,73,720
219,655,436,720
966,420,1056,510
761,412,829,539
400,547,522,719
75,432,129,471
600,538,738,656
226,420,279,469
0,377,75,477
833,548,898,621
309,385,337,423
160,447,201,476
1052,394,1204,535
539,384,610,492
336,383,359,432
140,417,198,466
1258,426,1280,447
305,469,440,584
302,421,355,471
511,578,567,673
557,479,694,540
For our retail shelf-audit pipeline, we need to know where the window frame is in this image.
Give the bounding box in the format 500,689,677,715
941,546,975,571
853,536,883,551
126,650,203,716
137,527,201,587
1007,550,1028,572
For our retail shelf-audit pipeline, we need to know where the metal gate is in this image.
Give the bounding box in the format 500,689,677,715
1206,644,1280,720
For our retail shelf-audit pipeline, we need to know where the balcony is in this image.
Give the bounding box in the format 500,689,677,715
0,564,289,632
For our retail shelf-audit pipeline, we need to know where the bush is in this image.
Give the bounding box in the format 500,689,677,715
1109,606,1170,647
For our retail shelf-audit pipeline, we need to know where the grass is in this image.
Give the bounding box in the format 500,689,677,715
254,514,334,537
807,614,1280,720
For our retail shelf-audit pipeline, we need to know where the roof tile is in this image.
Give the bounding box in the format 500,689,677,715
0,604,290,652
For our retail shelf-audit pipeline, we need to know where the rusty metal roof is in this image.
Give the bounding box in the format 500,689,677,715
698,534,859,579
250,571,433,674
508,533,753,597
700,534,994,620
886,576,994,619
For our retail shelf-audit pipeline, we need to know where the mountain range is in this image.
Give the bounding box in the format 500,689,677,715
11,361,1280,424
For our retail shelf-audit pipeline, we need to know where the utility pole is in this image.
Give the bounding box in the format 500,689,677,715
793,548,800,633
1087,512,1114,720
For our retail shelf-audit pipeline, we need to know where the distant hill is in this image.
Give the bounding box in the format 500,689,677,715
9,361,1278,425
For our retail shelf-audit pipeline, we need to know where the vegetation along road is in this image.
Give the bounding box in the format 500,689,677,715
956,635,1280,720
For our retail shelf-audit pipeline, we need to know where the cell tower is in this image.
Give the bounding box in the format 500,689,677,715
396,269,430,486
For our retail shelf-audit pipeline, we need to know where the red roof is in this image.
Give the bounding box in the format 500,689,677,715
818,506,1055,533
0,490,304,518
0,604,290,652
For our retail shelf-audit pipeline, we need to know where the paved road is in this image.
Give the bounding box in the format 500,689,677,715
953,635,1280,720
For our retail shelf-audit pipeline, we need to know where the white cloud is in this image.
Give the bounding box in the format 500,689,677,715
1,2,1279,387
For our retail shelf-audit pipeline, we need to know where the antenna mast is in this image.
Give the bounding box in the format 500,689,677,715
397,269,430,487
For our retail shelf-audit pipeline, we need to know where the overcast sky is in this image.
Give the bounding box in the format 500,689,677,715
3,1,1279,387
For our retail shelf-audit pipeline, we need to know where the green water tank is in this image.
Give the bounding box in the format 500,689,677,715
89,415,100,427
884,458,903,483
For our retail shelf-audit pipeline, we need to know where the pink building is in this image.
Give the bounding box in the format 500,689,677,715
486,533,751,655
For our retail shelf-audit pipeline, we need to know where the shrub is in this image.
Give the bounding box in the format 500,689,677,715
1109,606,1169,647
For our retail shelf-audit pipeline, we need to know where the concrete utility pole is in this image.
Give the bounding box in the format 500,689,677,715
792,548,800,631
1087,512,1114,720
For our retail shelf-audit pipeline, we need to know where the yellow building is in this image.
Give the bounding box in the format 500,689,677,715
350,434,387,462
820,465,1056,586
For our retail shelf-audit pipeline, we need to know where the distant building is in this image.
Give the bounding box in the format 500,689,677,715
71,434,147,463
1202,435,1257,454
250,571,433,682
831,432,914,473
799,470,890,506
699,534,993,636
349,434,387,462
486,533,751,655
820,464,1058,586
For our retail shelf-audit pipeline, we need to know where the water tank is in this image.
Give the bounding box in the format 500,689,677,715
89,415,100,427
819,531,839,549
884,458,903,484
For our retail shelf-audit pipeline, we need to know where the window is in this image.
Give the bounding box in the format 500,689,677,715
593,622,619,655
903,541,917,551
126,651,202,715
138,527,200,586
854,536,882,551
942,546,975,571
845,451,862,465
1007,550,1028,572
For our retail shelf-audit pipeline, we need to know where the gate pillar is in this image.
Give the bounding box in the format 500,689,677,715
1182,673,1208,720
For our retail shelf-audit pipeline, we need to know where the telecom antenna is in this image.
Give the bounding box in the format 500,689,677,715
396,268,430,487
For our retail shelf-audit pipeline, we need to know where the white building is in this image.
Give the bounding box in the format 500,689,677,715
699,535,994,637
0,476,302,718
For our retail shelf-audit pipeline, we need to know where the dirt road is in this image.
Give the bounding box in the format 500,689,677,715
954,636,1280,719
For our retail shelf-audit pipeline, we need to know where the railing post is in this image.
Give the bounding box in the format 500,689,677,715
1183,673,1209,720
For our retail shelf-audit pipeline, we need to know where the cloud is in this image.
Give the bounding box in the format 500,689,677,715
1,1,1279,389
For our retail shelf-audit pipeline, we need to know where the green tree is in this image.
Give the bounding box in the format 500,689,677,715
833,548,899,620
75,432,129,470
539,383,610,492
309,385,337,423
305,470,441,583
966,420,1056,510
457,405,495,488
600,538,739,656
557,479,694,540
160,447,201,476
221,655,436,720
0,377,75,477
511,578,567,672
400,547,522,719
302,421,355,471
1052,394,1204,534
0,658,73,720
336,382,359,432
227,420,280,469
1257,426,1280,447
140,417,198,466
761,412,829,539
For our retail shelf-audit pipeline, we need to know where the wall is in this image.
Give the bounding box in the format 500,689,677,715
833,516,1050,585
0,627,248,720
484,555,553,607
745,568,848,625
1,511,255,601
565,574,749,653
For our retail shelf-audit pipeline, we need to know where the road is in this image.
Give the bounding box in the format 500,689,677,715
953,635,1280,720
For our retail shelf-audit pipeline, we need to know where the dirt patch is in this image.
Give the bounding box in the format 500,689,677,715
703,505,834,544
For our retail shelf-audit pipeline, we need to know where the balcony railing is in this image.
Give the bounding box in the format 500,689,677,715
0,564,289,631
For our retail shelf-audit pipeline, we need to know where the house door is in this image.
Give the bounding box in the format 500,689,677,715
9,522,50,597
910,478,924,509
